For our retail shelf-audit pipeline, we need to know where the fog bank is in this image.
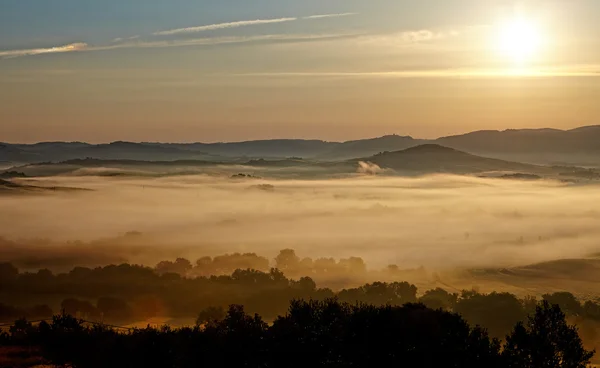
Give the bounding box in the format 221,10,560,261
2,175,600,270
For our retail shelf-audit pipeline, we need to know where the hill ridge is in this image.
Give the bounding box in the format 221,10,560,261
2,125,600,166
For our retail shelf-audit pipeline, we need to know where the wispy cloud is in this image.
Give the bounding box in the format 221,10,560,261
92,33,356,52
0,33,357,60
152,13,357,36
112,35,140,43
1,11,359,59
400,30,446,43
153,18,297,36
0,43,87,59
304,13,357,20
356,29,459,48
234,66,600,78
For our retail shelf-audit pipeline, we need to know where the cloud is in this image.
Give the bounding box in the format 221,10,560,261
0,43,87,59
357,29,455,48
232,67,600,78
1,11,358,59
0,33,357,60
88,33,354,53
357,161,385,175
153,18,297,36
400,30,445,43
112,35,140,43
304,13,357,20
152,12,357,36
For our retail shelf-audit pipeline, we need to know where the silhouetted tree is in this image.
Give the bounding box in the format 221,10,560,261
97,297,133,323
275,249,300,273
3,299,596,368
419,287,458,310
155,258,192,276
196,306,226,327
338,257,367,274
521,295,538,316
61,298,100,320
543,292,583,317
291,276,317,292
338,281,417,306
503,301,594,367
9,318,33,340
269,299,502,368
0,262,18,282
583,300,600,321
455,291,526,339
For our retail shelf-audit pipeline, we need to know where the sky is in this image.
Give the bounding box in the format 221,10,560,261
1,0,599,143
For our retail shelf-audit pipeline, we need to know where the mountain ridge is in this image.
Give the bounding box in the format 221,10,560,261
2,125,599,166
362,144,541,174
5,126,598,146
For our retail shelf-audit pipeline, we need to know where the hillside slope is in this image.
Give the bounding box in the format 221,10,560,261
363,144,541,174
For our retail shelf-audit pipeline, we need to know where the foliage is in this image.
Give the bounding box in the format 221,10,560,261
503,301,595,368
2,299,594,368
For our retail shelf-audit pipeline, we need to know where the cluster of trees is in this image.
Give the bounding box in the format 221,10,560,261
421,288,600,340
59,297,141,324
4,259,600,340
0,299,594,368
0,303,52,322
155,253,270,277
154,249,425,283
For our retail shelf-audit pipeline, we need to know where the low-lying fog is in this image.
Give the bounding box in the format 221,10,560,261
2,174,600,271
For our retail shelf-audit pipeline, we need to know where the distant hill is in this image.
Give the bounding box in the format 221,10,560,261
318,135,425,159
0,178,89,194
163,139,334,158
361,144,540,174
0,144,42,162
2,125,599,166
0,178,20,188
473,258,600,289
1,141,220,164
436,126,600,166
6,144,600,180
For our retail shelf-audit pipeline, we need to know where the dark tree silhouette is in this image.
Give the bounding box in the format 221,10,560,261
269,299,502,368
419,287,458,310
274,249,300,273
97,297,133,323
543,292,584,317
3,300,596,368
455,291,526,339
0,262,18,282
195,306,226,326
503,300,594,368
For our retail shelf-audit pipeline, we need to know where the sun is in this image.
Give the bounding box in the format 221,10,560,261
496,19,542,64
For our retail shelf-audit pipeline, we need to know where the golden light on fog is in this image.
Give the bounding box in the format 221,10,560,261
496,19,542,64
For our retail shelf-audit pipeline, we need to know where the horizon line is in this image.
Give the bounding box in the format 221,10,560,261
2,124,598,146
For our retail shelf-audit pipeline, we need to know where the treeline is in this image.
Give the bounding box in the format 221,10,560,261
3,259,600,343
154,249,425,283
0,303,52,322
0,299,594,368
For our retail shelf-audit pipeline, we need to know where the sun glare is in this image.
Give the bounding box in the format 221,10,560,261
497,19,542,64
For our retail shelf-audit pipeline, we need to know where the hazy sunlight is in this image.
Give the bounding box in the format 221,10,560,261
496,18,542,65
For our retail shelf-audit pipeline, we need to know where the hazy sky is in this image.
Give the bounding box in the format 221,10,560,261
1,0,599,143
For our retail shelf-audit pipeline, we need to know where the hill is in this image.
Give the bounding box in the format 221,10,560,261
318,135,425,159
362,144,540,174
1,141,221,164
7,145,597,180
436,126,600,166
2,125,599,166
0,178,90,194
